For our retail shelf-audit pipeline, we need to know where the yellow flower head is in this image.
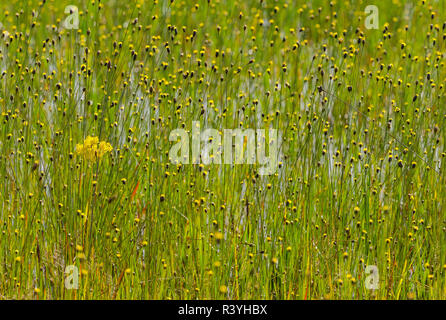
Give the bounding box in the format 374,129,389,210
76,136,112,161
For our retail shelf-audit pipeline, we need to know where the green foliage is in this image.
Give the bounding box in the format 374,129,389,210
0,0,444,299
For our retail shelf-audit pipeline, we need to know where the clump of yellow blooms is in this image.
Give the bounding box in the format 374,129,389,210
76,136,112,161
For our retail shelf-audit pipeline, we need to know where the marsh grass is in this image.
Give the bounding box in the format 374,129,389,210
0,0,444,299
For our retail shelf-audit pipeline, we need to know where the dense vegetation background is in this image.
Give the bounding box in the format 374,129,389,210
0,0,444,299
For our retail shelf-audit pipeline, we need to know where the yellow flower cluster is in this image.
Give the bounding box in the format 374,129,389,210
76,136,112,161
